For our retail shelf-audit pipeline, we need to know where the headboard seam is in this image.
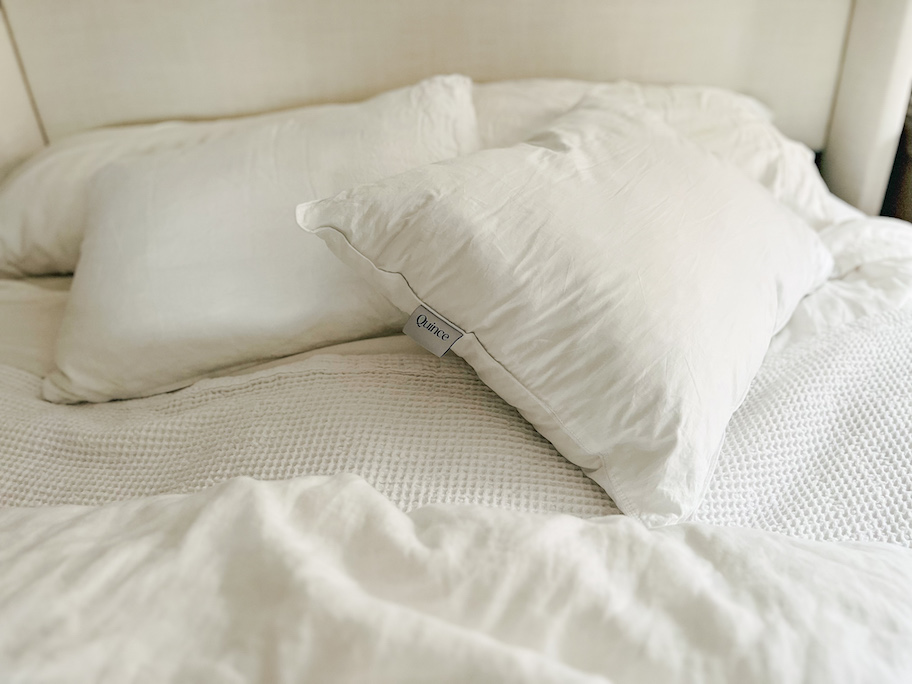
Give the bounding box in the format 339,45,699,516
0,1,47,145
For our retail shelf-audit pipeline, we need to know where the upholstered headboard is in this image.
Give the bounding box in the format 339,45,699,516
2,0,912,214
0,7,43,179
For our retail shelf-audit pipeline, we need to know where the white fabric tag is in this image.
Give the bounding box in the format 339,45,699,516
403,305,464,357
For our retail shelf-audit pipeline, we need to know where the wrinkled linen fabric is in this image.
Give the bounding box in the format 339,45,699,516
42,75,479,403
1,474,911,683
474,78,862,230
770,216,912,351
2,77,855,279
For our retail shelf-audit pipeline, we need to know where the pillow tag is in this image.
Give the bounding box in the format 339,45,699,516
403,305,464,357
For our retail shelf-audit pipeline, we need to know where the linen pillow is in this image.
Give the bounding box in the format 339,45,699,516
43,75,478,403
474,79,862,229
298,93,833,526
0,115,267,278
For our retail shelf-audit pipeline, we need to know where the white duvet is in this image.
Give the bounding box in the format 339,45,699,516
2,474,911,683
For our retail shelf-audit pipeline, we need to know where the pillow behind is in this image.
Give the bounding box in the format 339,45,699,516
0,114,257,278
474,79,862,229
298,93,833,526
43,75,478,403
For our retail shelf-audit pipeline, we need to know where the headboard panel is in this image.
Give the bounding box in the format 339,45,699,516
0,7,43,179
5,0,850,148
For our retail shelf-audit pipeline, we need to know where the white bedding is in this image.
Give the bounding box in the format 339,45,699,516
1,103,912,682
697,307,912,545
770,217,912,351
2,474,911,683
4,300,912,546
0,347,618,516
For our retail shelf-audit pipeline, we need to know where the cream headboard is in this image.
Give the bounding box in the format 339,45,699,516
0,7,43,179
2,0,912,214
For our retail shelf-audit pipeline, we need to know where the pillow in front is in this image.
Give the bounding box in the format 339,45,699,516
298,93,833,526
43,74,479,403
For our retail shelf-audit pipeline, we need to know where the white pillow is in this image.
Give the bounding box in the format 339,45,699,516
0,117,258,278
474,79,862,229
43,75,479,403
298,93,833,526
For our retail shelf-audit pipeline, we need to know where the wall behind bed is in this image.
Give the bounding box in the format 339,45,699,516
2,0,911,214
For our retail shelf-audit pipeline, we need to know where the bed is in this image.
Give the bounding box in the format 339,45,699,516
2,0,912,681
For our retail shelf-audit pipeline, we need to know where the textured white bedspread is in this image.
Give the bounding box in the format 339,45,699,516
3,306,912,546
697,307,912,545
0,352,618,516
2,474,911,683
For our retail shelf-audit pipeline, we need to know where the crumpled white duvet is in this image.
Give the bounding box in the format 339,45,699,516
1,474,911,683
769,216,912,352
